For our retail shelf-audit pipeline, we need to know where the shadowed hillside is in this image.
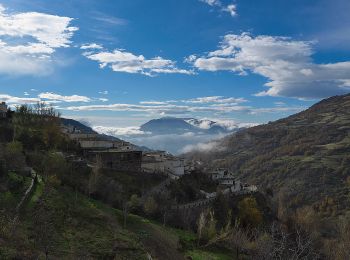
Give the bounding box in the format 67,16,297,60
186,94,350,223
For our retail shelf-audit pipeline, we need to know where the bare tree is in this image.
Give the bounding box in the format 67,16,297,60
197,210,207,246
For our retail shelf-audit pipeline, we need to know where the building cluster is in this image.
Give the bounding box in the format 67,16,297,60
62,124,187,176
199,168,258,199
61,123,257,197
62,125,142,172
141,151,185,179
0,102,8,118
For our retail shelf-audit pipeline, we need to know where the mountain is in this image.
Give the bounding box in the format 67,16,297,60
140,117,244,135
140,117,199,135
185,94,350,219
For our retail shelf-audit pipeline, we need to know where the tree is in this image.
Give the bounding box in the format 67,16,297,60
226,220,251,259
196,210,217,245
4,141,26,175
197,211,207,246
213,192,231,229
41,152,68,181
238,197,263,228
143,196,158,216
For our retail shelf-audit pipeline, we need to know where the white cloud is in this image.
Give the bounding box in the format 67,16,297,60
65,103,250,114
184,96,247,104
93,126,148,136
181,140,225,153
0,94,40,104
140,101,169,105
222,4,237,17
199,0,237,17
0,4,77,75
83,48,193,76
98,90,109,95
274,101,286,106
38,92,91,103
213,119,258,129
200,0,221,6
191,33,350,99
81,43,103,50
98,98,109,102
64,101,304,116
185,118,258,131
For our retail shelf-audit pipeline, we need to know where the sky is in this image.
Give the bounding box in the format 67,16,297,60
0,0,350,134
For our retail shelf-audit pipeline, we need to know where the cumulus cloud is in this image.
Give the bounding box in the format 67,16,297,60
38,92,91,103
0,4,78,75
83,48,194,76
190,33,350,99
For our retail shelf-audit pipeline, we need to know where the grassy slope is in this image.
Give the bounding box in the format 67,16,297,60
1,179,233,260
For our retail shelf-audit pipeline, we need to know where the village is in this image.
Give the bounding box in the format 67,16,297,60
61,119,258,206
1,100,258,207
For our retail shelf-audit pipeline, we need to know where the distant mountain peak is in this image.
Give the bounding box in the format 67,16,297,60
140,117,247,135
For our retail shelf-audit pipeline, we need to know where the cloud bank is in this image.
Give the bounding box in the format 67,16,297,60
0,4,78,75
190,33,350,99
83,48,194,76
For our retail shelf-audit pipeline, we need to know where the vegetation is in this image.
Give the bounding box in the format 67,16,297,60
3,94,350,258
0,103,239,259
186,93,350,258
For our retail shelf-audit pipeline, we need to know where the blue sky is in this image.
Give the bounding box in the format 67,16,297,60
0,0,350,131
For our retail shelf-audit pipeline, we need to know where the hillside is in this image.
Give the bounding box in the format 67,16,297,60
0,105,236,259
1,176,223,259
186,94,350,221
61,118,97,134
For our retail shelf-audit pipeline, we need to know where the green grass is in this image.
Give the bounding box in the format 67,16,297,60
3,174,233,259
186,249,234,260
23,186,148,259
